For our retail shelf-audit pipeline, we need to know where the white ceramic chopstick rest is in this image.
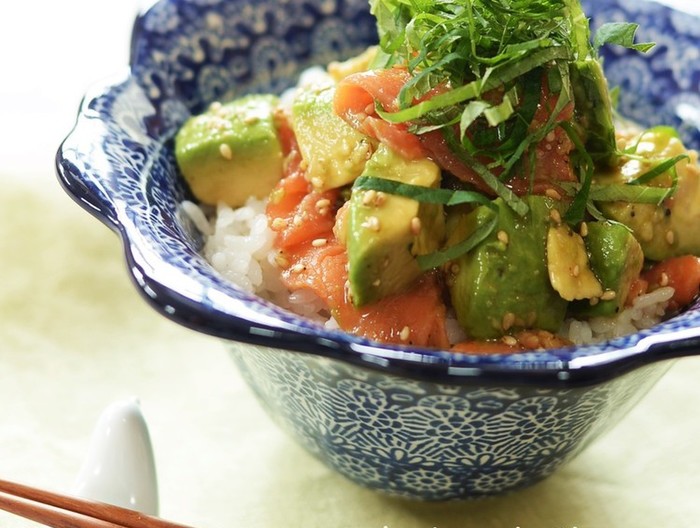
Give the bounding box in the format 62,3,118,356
72,398,159,515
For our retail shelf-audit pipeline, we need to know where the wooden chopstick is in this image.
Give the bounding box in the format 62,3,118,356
0,478,195,528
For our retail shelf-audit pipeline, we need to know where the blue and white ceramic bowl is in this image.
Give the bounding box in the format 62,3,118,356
57,0,700,500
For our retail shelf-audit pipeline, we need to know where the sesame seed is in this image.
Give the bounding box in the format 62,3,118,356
291,263,305,273
271,218,287,230
660,272,670,287
572,264,580,278
219,143,233,160
502,335,518,347
243,115,259,125
666,230,675,245
411,217,422,236
546,131,556,142
362,216,381,231
545,188,562,200
362,190,377,206
315,198,331,211
399,326,411,341
293,214,303,226
502,312,516,331
373,279,381,287
497,230,509,245
274,253,290,268
549,209,562,224
520,333,540,349
375,192,387,206
310,177,324,189
311,238,328,247
580,222,589,237
600,290,617,301
299,159,309,171
589,297,599,306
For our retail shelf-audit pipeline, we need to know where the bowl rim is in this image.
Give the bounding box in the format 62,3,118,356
55,0,700,389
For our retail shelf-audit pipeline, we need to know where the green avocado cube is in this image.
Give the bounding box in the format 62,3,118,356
291,85,374,191
570,221,644,317
446,196,568,340
597,127,700,261
346,144,444,306
175,94,283,207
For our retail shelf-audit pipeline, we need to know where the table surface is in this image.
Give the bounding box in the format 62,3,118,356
1,1,699,527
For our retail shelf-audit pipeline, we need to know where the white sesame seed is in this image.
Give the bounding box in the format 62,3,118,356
572,264,580,278
274,253,290,268
410,217,422,236
271,218,287,230
666,230,675,245
545,188,562,201
291,263,305,273
502,335,518,346
600,290,617,301
219,143,233,160
315,198,331,211
497,230,509,245
399,326,411,341
580,222,589,237
372,279,381,287
362,190,377,206
362,216,381,231
660,272,670,287
311,238,328,247
549,209,562,224
375,192,387,206
502,312,516,331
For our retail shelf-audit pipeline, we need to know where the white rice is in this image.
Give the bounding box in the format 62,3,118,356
186,199,330,322
186,199,675,346
562,286,674,345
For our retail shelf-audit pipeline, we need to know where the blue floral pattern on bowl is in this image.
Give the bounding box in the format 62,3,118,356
57,0,700,499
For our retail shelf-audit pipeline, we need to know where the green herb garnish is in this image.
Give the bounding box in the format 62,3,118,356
368,0,656,218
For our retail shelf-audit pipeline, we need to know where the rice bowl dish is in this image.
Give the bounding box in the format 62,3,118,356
56,0,700,500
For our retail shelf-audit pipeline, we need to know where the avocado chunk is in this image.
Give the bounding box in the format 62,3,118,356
291,85,374,191
328,46,378,82
175,94,283,207
547,223,603,301
346,144,444,306
597,128,700,261
570,221,645,317
446,196,568,340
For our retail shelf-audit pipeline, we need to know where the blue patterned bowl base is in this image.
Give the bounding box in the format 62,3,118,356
231,343,669,499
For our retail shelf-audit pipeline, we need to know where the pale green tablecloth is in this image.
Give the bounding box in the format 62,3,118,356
1,1,699,526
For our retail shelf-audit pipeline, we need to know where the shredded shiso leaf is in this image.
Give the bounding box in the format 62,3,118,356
367,0,674,224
